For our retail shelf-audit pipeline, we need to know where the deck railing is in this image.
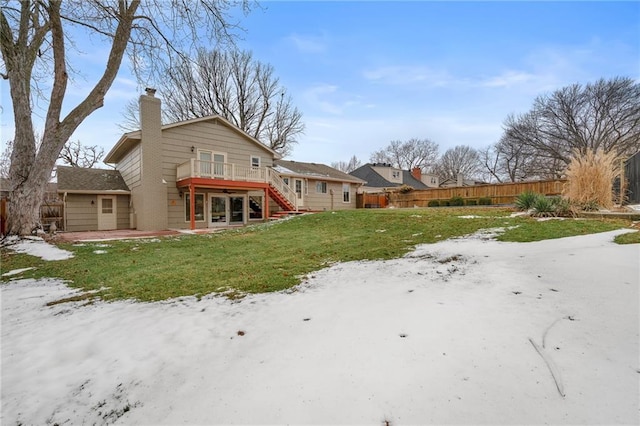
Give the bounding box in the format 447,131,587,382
177,159,268,182
176,160,298,210
266,169,298,210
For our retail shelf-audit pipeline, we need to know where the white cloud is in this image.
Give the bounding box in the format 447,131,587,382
301,84,371,116
286,33,328,54
289,112,504,165
363,65,456,87
480,70,537,88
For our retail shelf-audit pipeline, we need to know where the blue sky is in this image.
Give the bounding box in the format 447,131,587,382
1,1,638,166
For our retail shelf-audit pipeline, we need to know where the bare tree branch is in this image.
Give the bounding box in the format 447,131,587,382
58,140,104,168
370,138,439,171
2,0,252,235
501,77,640,179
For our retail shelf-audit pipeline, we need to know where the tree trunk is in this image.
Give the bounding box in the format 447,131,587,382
6,179,47,235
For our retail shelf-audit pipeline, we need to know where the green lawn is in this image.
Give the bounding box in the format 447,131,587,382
1,208,634,302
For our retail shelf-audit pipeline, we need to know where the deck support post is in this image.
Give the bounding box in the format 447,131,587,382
189,183,195,230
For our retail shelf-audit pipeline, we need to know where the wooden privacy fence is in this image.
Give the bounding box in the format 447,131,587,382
387,179,567,208
356,193,388,208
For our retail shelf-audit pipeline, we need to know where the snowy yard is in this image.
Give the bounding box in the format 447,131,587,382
1,230,639,424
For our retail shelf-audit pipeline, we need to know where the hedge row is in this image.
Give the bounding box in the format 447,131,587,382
427,197,492,207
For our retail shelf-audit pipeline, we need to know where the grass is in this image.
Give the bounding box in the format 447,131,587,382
614,230,640,245
1,208,633,302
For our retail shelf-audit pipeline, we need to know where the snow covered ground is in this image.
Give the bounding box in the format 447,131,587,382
1,230,639,425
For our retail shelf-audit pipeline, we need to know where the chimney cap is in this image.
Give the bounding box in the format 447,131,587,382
145,87,157,96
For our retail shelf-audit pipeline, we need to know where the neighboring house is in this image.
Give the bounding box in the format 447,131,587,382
57,166,131,231
273,160,365,211
350,163,439,193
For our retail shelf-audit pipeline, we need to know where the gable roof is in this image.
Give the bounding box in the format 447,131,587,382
105,115,279,164
274,160,365,184
57,166,130,193
350,164,429,189
401,170,430,189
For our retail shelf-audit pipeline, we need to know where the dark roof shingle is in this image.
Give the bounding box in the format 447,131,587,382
57,166,130,192
350,164,429,189
274,160,364,183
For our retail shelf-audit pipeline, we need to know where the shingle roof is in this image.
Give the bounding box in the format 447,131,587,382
349,164,429,189
57,166,130,192
274,160,365,183
401,170,430,189
350,164,396,187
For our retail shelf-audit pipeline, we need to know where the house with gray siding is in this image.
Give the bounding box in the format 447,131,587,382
273,160,365,211
57,89,360,232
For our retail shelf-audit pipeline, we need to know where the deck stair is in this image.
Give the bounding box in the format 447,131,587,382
266,171,297,212
267,186,295,211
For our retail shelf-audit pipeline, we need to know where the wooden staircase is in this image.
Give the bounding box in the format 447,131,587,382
266,170,297,213
268,185,296,211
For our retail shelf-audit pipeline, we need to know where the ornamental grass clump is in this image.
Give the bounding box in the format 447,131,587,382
515,191,541,211
530,196,557,217
563,149,619,210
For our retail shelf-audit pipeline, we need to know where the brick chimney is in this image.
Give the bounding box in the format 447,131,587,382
136,88,168,231
411,167,422,181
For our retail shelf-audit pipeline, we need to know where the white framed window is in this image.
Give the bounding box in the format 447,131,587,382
295,179,303,199
101,198,113,214
185,193,205,222
342,183,350,203
304,179,308,195
316,181,327,194
250,155,261,168
392,171,400,179
283,177,289,186
197,150,226,177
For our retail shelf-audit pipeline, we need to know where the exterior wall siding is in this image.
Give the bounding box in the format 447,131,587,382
295,179,357,211
116,195,130,229
65,194,130,232
116,144,141,189
65,194,98,232
161,119,274,229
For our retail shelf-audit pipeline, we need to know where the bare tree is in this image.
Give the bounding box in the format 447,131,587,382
502,77,640,177
480,133,544,183
370,138,439,171
1,0,250,235
119,49,304,156
58,140,104,168
117,98,141,133
331,155,362,173
433,145,482,181
0,140,12,178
